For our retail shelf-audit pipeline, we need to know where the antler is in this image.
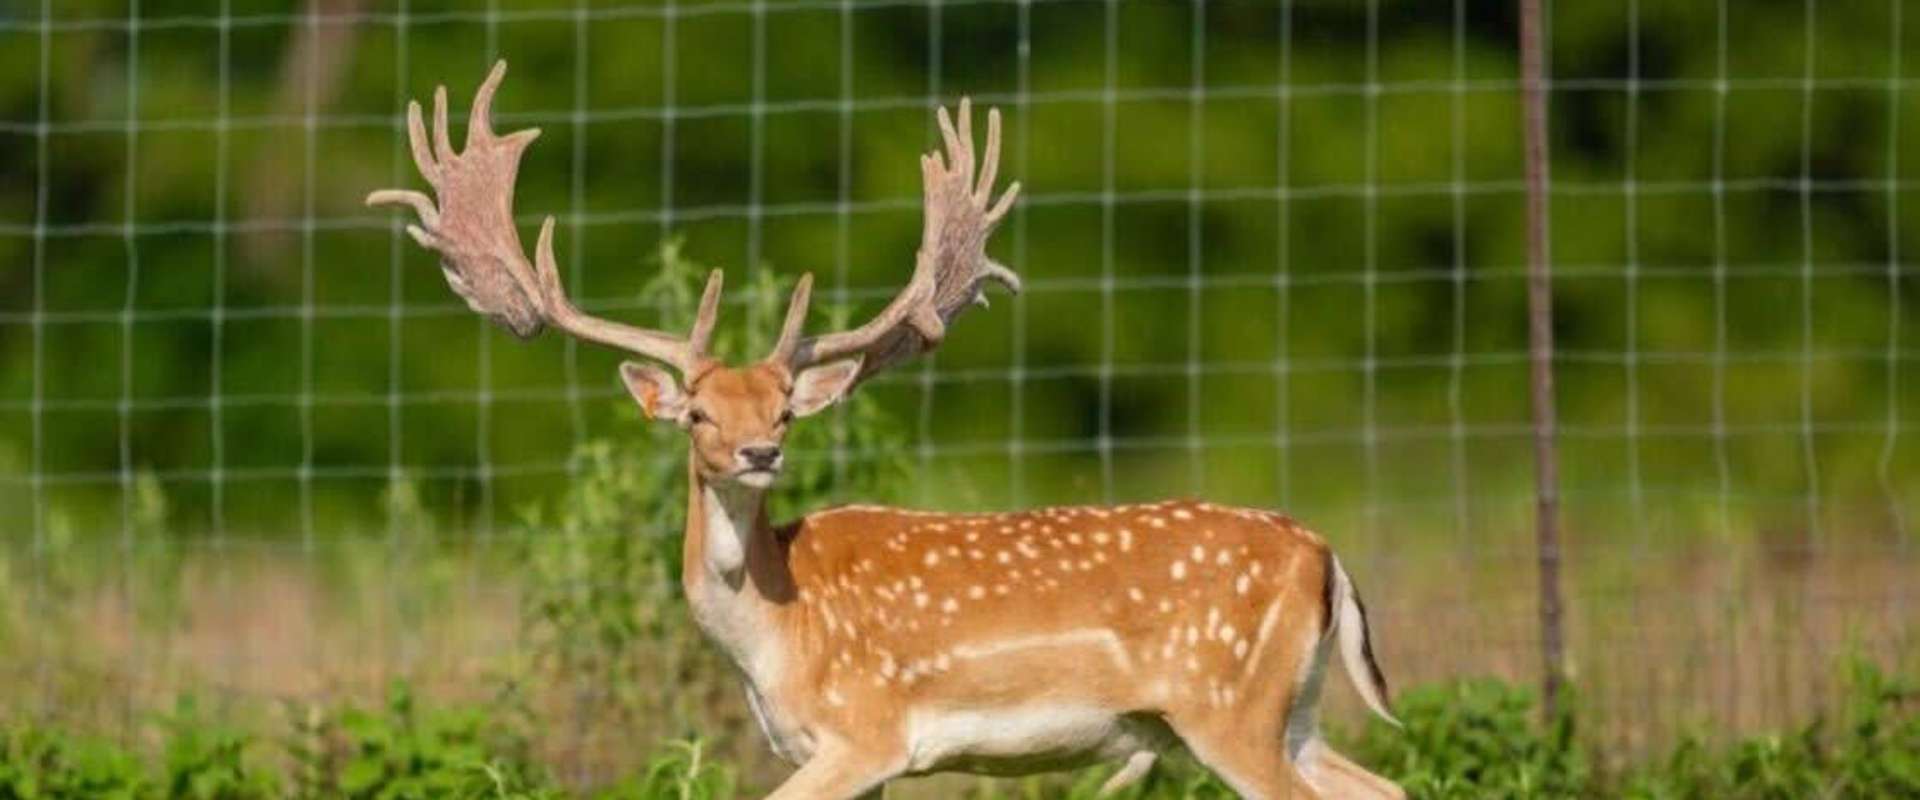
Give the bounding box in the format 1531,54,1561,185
767,98,1021,379
366,61,720,375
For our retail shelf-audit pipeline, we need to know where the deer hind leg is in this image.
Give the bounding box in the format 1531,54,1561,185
1295,740,1404,800
1167,615,1331,799
1174,721,1320,800
1170,693,1317,800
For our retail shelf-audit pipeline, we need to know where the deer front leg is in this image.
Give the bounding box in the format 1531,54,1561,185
1097,750,1158,797
763,744,902,800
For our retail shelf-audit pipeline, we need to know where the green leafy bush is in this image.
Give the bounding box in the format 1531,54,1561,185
1621,661,1920,800
315,685,548,800
156,698,280,800
0,696,278,800
0,724,149,800
1348,679,1589,799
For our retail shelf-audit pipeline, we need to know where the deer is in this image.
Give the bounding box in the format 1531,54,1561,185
367,61,1404,800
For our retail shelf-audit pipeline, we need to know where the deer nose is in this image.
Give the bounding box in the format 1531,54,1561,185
738,445,782,470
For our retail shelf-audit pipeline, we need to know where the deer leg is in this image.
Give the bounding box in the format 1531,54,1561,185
1190,741,1319,800
1175,722,1319,800
762,745,901,800
1296,739,1404,800
1096,750,1158,797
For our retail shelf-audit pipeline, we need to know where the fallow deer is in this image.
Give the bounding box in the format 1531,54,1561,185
368,61,1403,800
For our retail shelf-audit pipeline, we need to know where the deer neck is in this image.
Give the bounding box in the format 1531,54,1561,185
682,453,790,678
691,480,756,582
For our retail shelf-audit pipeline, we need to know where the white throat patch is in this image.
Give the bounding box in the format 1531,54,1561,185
702,482,760,581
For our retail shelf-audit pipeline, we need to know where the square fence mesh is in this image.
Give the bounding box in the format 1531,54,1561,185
0,0,1913,786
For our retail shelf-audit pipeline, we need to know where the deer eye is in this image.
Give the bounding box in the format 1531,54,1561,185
686,409,710,426
778,409,796,425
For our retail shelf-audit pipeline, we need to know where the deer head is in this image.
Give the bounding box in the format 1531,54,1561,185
368,61,1020,491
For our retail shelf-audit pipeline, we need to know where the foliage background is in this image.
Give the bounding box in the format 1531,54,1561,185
3,0,1915,532
0,0,1916,795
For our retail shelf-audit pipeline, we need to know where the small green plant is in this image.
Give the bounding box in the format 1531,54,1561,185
154,697,280,800
1622,660,1920,799
320,684,549,800
605,739,733,800
1347,678,1589,799
0,723,150,799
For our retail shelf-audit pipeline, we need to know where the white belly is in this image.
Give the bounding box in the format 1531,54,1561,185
903,706,1170,776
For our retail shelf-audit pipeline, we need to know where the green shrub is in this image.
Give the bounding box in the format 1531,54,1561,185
1622,661,1920,800
0,724,148,800
317,685,550,800
0,697,278,800
1347,678,1589,799
156,698,280,800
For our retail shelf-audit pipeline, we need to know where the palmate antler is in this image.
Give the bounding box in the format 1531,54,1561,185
366,61,722,375
765,98,1022,383
368,60,1019,387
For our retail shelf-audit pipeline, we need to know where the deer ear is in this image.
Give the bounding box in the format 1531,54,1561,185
790,357,863,418
620,361,689,424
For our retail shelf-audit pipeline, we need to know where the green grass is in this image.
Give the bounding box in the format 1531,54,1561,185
2,662,1914,799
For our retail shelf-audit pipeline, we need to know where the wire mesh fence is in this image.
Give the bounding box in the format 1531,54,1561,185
0,0,1915,787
